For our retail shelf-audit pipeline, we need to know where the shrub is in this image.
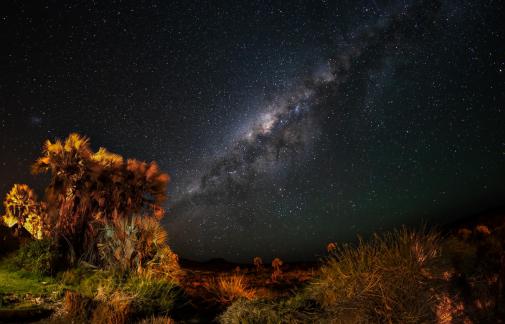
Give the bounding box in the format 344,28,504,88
253,257,263,272
221,227,443,323
62,270,180,322
123,275,180,315
144,245,182,283
219,299,282,323
91,291,132,324
14,238,59,276
97,215,181,281
63,290,95,321
271,258,283,282
219,295,316,324
308,227,441,323
31,133,170,264
208,274,256,305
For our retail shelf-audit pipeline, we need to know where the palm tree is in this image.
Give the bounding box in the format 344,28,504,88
32,133,94,257
31,133,170,264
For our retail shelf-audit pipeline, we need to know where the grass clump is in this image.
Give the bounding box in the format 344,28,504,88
208,274,256,305
123,275,180,315
218,293,317,324
308,227,440,323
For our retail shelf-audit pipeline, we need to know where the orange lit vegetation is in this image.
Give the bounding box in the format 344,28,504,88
1,184,47,239
30,133,172,266
271,258,283,282
2,132,505,323
0,133,181,323
220,222,505,323
253,256,263,273
208,274,256,304
326,242,337,254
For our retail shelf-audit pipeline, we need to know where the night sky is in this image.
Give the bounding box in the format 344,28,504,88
1,1,504,262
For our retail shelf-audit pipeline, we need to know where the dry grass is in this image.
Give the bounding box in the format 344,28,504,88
208,274,256,304
308,227,441,323
91,291,132,324
62,290,94,320
220,227,443,323
138,315,174,324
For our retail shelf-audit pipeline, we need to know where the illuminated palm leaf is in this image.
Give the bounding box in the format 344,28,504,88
1,184,47,239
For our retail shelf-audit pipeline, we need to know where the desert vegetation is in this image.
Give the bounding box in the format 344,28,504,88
0,133,181,323
1,133,505,323
219,224,505,323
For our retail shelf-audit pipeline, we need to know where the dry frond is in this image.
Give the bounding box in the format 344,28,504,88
64,132,91,153
92,147,124,168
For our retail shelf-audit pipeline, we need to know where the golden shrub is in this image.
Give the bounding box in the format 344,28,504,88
208,274,256,304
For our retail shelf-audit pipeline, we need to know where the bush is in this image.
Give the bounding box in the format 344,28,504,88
220,227,442,324
61,271,180,323
97,216,181,282
63,290,95,321
14,238,59,276
91,291,132,324
123,276,180,315
208,274,256,305
307,227,441,323
219,294,316,324
219,299,281,323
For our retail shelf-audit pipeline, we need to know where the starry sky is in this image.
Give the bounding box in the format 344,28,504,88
1,0,505,262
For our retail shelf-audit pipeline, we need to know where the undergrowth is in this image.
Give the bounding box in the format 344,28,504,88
220,227,443,323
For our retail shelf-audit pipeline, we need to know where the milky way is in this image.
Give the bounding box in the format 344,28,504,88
167,0,472,261
2,0,504,262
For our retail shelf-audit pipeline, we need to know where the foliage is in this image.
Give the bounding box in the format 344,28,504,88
1,184,47,240
0,258,60,296
253,256,263,272
62,290,94,321
91,290,132,324
138,315,174,324
31,133,170,263
219,299,283,324
13,238,60,276
219,295,316,324
271,257,283,282
97,215,181,280
208,274,256,305
221,227,442,323
60,269,180,323
122,276,180,315
307,227,440,323
326,242,337,254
